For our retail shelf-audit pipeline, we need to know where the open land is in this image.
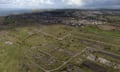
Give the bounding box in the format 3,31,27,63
0,9,120,72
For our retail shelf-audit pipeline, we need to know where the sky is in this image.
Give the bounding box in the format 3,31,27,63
0,0,120,9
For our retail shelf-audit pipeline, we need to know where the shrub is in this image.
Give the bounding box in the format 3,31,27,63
4,17,14,25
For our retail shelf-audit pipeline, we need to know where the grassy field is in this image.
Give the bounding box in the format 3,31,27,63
0,18,120,72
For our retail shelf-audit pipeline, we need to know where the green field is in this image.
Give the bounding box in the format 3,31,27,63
0,21,120,72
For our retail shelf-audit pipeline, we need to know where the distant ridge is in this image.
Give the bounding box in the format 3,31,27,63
0,9,120,16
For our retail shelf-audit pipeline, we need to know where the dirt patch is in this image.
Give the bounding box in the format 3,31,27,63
97,25,117,31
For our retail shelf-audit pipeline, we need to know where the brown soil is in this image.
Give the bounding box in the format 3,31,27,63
97,25,117,31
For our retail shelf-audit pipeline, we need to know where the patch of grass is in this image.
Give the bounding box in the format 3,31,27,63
0,24,120,72
82,25,120,38
3,17,15,25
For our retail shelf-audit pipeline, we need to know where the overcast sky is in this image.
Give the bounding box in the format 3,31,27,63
0,0,120,9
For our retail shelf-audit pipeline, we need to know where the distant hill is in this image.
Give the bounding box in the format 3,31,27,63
0,9,32,16
0,9,120,16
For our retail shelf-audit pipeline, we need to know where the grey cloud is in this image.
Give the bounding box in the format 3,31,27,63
0,0,120,9
82,0,120,8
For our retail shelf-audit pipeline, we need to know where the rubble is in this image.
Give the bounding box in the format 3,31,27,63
5,41,13,45
87,54,96,61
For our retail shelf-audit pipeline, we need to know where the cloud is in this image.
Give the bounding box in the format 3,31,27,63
0,0,55,8
0,0,120,9
15,0,54,6
0,0,12,4
62,0,84,6
82,0,120,8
